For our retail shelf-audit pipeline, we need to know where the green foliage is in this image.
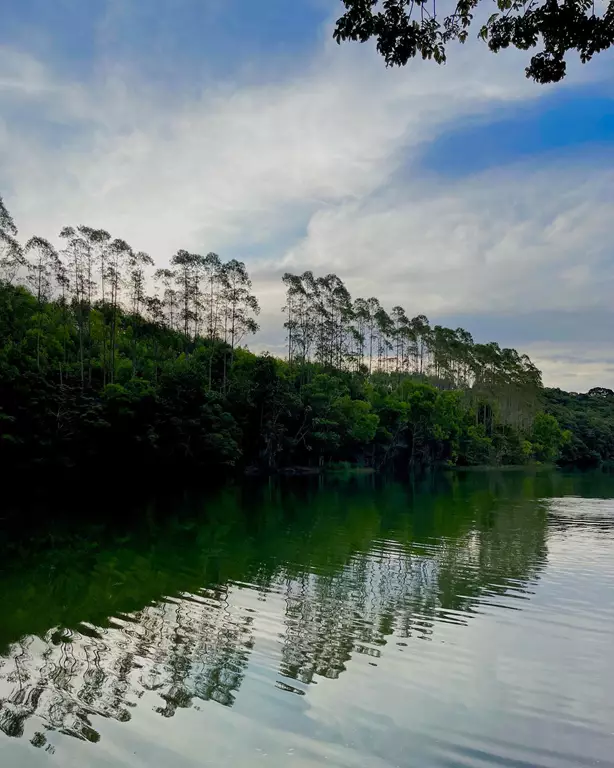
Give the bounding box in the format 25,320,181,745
333,0,614,84
336,396,379,444
0,275,577,476
0,195,592,477
544,388,614,467
0,280,244,473
462,425,494,466
530,412,566,462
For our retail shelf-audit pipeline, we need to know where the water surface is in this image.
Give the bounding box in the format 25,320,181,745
1,471,613,767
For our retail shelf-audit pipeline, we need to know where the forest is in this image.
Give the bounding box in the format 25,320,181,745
0,193,593,480
544,387,614,468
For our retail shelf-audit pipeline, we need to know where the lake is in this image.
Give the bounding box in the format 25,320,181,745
1,470,614,767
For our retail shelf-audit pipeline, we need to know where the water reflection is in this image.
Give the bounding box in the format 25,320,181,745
0,470,612,760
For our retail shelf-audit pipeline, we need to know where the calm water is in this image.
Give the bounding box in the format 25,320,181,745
1,471,614,767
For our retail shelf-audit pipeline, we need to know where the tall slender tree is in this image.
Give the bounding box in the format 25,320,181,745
24,236,59,370
154,268,177,331
203,253,222,341
171,250,200,341
221,259,260,357
0,196,25,284
107,238,132,383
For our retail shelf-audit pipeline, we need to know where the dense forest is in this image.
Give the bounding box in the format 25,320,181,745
544,387,614,468
0,192,605,479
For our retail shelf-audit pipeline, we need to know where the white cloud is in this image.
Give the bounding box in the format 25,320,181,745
273,159,614,315
0,22,613,389
0,32,539,251
526,342,614,392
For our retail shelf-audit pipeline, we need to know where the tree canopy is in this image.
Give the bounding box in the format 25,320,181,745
0,193,582,477
333,0,614,83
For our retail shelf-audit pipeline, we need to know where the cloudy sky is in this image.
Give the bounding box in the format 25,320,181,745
1,0,613,391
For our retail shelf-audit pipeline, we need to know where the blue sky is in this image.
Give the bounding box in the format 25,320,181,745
420,88,614,177
1,0,326,81
1,0,614,389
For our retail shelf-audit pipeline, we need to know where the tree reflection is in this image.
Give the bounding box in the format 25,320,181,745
0,472,556,746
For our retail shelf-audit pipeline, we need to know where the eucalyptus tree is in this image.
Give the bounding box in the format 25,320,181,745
430,325,446,383
334,278,353,368
220,259,260,355
454,328,474,388
351,298,369,371
471,342,505,433
375,305,394,373
391,306,410,374
127,251,154,317
55,259,71,384
284,271,368,371
25,237,59,308
299,270,319,365
87,228,112,304
24,236,59,370
0,195,17,243
70,227,112,382
410,315,431,375
145,294,165,382
145,294,165,327
170,250,200,341
154,268,177,331
313,274,331,367
345,321,364,372
106,238,132,383
282,271,320,368
339,299,359,370
430,325,460,386
278,270,545,434
0,196,25,284
59,227,87,384
363,298,381,374
309,274,326,366
73,227,102,383
495,346,527,427
519,354,543,428
474,342,503,392
125,250,154,372
191,253,206,339
217,259,260,390
282,272,300,365
73,227,97,311
314,273,352,368
203,253,223,341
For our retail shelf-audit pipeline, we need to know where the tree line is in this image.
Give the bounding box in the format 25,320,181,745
283,270,542,430
0,195,260,389
544,387,614,468
0,193,570,476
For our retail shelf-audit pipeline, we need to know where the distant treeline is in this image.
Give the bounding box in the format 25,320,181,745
544,387,614,468
0,193,584,478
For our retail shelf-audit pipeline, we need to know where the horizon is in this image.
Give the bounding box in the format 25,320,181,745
2,0,613,391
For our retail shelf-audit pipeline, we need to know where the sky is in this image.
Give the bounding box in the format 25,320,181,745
1,0,614,391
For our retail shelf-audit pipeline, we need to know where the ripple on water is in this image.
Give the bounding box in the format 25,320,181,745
1,482,614,766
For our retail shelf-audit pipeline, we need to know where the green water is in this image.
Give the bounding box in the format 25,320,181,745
1,471,614,767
